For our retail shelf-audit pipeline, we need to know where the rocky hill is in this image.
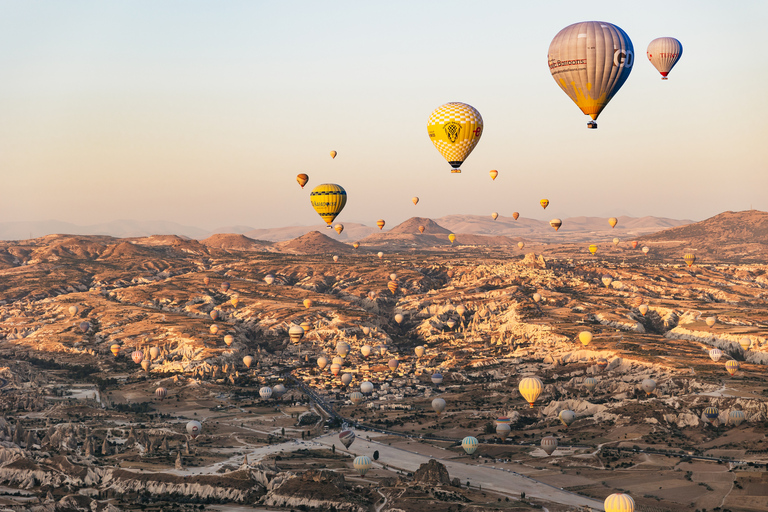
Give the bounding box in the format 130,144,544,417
200,234,273,252
273,230,356,254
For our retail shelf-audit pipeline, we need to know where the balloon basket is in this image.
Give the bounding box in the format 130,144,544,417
451,169,461,173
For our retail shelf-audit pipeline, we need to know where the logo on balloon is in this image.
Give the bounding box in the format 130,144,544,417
614,49,634,68
443,122,461,143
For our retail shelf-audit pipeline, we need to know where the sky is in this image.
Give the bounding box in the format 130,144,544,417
0,1,766,231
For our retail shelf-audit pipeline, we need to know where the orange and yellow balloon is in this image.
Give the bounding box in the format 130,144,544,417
427,102,483,173
310,184,347,227
489,169,498,180
296,173,309,189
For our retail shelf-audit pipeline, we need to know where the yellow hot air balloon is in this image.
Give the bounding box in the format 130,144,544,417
540,199,549,209
725,360,739,376
418,226,425,234
548,21,635,129
683,253,696,267
296,173,309,189
303,299,313,309
647,37,683,80
604,493,635,512
578,331,593,346
376,219,385,230
589,244,598,255
110,344,121,357
352,242,360,249
330,150,337,159
448,233,456,244
550,218,562,231
427,102,483,173
412,197,419,205
491,212,498,221
518,241,525,250
489,169,498,180
613,237,620,246
512,212,519,220
609,217,618,228
334,224,344,235
310,184,347,227
387,280,399,295
518,376,543,408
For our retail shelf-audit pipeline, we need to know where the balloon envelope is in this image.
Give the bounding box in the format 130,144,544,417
296,173,309,188
330,150,337,159
609,217,618,228
461,436,479,455
541,436,558,456
647,37,682,79
186,420,202,439
339,430,355,448
579,331,593,346
641,378,656,395
259,387,272,399
418,226,425,234
709,349,722,362
512,212,519,220
310,184,347,226
427,102,483,172
683,253,696,267
548,21,634,127
518,377,543,408
491,212,498,220
550,219,562,231
489,169,498,180
377,219,385,230
353,455,371,476
432,397,446,414
559,410,576,427
604,493,635,512
334,224,344,235
412,197,419,205
243,355,253,368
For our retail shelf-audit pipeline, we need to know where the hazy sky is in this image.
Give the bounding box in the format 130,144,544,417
1,1,766,230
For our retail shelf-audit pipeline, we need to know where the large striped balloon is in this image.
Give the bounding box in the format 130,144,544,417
518,376,543,408
604,493,635,512
461,436,479,455
310,184,347,226
353,455,372,476
647,37,683,79
548,21,634,128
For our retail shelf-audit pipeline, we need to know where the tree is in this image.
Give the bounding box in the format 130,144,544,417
373,450,379,461
332,445,336,454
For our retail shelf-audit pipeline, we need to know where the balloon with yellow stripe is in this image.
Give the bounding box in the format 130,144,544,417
427,102,483,173
604,493,635,512
310,184,347,227
518,376,543,408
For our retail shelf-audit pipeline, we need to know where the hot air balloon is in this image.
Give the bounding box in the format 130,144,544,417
578,331,593,346
388,281,399,294
264,274,275,285
352,242,360,249
518,377,543,408
709,348,722,362
231,296,239,308
541,436,558,456
588,244,598,255
559,410,576,427
496,422,511,440
532,293,542,303
362,326,371,335
613,238,620,246
461,436,479,455
518,241,525,250
141,360,150,372
224,334,234,346
683,253,696,267
336,342,350,357
339,430,356,449
360,345,372,358
414,346,425,357
296,173,309,188
728,409,746,426
333,255,339,262
203,276,211,286
739,337,751,351
367,291,376,300
377,219,385,230
110,344,121,357
641,378,656,395
489,169,498,180
273,384,286,398
604,493,635,512
330,150,337,159
448,234,456,244
341,373,353,386
608,217,618,228
647,37,683,79
418,226,425,234
412,197,419,205
427,102,483,173
432,397,446,415
377,252,384,259
548,21,634,129
186,420,202,439
512,212,519,220
334,224,344,235
79,321,90,333
300,321,311,334
584,377,598,392
361,381,374,394
149,347,159,360
725,360,739,376
303,299,313,309
210,310,219,321
642,246,650,255
132,350,143,364
310,184,347,227
703,406,719,424
353,455,372,476
155,387,167,400
601,275,613,287
638,304,649,316
705,316,716,328
330,363,342,376
632,241,639,249
446,319,456,329
210,324,219,335
491,212,499,220
350,391,364,404
68,305,79,316
288,325,305,343
243,355,253,368
431,373,443,385
259,387,273,399
221,282,230,292
388,272,397,280
456,305,465,316
550,219,562,231
596,358,608,372
317,356,328,369
394,314,404,325
388,358,399,371
540,199,549,209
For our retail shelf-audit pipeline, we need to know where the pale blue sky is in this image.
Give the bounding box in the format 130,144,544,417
0,1,766,230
